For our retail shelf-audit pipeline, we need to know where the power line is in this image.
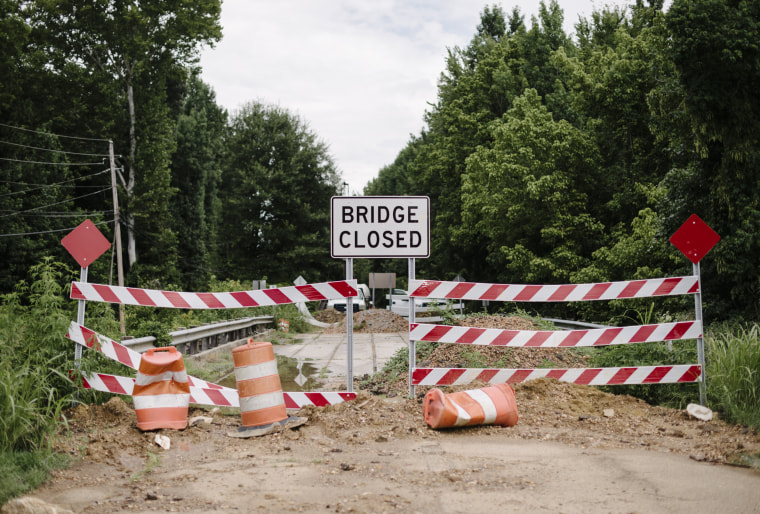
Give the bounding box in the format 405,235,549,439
0,168,110,198
0,156,106,166
0,139,111,158
0,219,115,238
0,188,110,218
0,210,114,218
0,122,110,143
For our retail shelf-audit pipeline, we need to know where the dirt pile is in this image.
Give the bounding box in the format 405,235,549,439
53,381,760,472
312,308,344,324
421,314,590,370
321,308,409,334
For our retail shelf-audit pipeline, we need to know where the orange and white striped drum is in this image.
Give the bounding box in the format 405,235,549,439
133,347,190,430
232,339,287,427
423,382,519,429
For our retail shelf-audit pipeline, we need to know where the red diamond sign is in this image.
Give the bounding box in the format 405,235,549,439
670,214,720,264
61,219,111,268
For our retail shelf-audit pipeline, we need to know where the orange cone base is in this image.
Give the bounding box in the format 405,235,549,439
239,404,288,428
227,415,307,439
136,407,189,431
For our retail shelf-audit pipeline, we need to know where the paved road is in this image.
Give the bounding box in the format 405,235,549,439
273,332,408,389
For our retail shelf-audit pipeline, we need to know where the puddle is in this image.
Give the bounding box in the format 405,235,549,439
218,355,323,392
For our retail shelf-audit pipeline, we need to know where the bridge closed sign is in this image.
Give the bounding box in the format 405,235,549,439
331,196,430,258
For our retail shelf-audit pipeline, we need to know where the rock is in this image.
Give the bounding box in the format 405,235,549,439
1,497,73,514
154,434,171,450
686,403,713,422
603,409,615,418
189,416,213,426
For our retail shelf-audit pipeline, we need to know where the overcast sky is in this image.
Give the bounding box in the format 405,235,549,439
199,0,637,195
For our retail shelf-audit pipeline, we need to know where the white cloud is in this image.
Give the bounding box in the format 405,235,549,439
199,0,636,195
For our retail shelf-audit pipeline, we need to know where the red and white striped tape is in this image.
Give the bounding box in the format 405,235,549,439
68,323,357,408
66,322,231,392
408,276,699,302
78,372,356,408
409,321,702,347
411,364,702,386
70,280,358,309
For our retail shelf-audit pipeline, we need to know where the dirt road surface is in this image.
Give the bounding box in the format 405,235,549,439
22,385,760,514
8,313,760,513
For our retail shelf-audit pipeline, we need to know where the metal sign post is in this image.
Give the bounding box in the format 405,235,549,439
74,266,88,366
693,262,706,405
62,219,112,367
62,219,111,404
408,258,416,399
669,214,720,406
346,258,354,392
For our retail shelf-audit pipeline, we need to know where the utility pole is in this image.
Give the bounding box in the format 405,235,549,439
109,141,126,334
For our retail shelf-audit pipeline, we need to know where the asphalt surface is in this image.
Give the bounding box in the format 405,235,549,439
273,331,408,389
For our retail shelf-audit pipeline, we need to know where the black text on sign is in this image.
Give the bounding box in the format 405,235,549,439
330,197,430,258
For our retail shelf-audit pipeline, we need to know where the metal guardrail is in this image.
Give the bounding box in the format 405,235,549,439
121,316,274,355
542,318,612,330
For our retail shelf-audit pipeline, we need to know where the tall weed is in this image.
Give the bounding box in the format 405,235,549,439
706,324,760,428
0,355,73,451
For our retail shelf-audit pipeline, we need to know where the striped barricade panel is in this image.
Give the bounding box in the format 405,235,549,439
78,372,356,408
409,321,702,347
66,321,232,392
411,365,702,387
71,280,358,309
408,276,699,302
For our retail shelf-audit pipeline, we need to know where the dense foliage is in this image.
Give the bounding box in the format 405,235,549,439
366,0,760,324
1,0,341,294
2,0,759,322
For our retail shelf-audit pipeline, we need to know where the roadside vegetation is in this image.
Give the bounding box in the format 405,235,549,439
0,259,310,504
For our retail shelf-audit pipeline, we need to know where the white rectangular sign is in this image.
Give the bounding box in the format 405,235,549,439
331,196,430,258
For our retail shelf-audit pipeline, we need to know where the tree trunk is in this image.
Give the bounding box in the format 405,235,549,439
126,70,137,267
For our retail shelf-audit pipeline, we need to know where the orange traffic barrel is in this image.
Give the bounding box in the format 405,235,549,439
133,347,190,431
423,382,519,429
232,339,288,427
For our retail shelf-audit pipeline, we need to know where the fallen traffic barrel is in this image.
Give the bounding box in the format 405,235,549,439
133,347,190,431
423,382,518,429
232,339,288,427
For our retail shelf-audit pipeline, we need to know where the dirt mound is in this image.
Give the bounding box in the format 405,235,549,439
422,315,589,370
312,307,344,324
361,314,588,398
321,308,408,334
54,380,759,471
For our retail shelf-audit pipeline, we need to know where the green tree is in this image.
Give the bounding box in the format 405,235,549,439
662,0,760,318
461,89,603,285
32,0,222,285
219,102,342,284
169,74,226,291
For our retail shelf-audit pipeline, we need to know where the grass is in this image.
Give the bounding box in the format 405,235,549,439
185,351,235,383
0,450,69,505
130,450,162,482
0,357,76,505
706,324,760,428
